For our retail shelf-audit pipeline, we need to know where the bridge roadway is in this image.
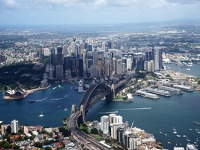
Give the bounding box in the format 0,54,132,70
68,111,111,150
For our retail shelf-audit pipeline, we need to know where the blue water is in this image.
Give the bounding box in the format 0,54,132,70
0,83,84,127
0,63,200,149
86,63,200,149
164,63,200,77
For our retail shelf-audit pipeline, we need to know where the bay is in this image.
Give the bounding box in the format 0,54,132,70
0,63,200,149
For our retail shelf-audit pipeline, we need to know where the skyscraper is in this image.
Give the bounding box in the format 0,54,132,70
56,46,64,66
154,48,162,71
11,119,18,133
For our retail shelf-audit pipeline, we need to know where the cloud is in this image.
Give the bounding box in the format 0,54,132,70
0,0,17,8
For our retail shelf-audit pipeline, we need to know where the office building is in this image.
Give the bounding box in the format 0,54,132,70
154,48,162,71
56,65,63,80
56,46,64,66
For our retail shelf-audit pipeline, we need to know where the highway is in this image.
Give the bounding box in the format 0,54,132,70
68,112,111,150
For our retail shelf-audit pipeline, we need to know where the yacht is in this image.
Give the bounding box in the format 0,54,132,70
39,111,44,117
176,135,181,138
186,68,191,71
193,121,200,125
187,62,193,66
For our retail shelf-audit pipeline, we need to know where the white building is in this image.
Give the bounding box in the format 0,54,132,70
11,119,18,133
100,115,109,135
110,123,124,139
109,114,123,125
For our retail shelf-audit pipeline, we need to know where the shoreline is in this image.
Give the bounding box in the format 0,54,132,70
3,85,51,100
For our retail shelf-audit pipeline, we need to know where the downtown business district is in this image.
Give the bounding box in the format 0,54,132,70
1,29,200,149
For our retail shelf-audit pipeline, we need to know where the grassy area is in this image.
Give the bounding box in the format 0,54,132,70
91,134,104,141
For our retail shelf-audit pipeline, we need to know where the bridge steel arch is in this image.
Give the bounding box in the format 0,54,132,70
79,83,112,112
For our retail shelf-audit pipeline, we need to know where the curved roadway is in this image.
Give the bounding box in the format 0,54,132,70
68,112,111,150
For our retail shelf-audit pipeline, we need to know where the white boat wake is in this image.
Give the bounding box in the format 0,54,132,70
99,111,118,114
51,97,64,101
35,98,47,102
116,107,152,111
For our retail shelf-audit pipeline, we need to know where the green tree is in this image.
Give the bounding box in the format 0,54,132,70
58,126,65,132
13,145,20,150
34,142,43,148
91,128,98,134
62,129,71,137
6,126,11,134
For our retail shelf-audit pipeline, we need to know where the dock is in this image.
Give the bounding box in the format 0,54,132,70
158,85,183,95
135,90,159,99
145,87,172,97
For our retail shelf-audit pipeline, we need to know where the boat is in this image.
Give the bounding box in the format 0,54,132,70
29,100,36,103
187,62,193,66
186,68,190,71
193,121,200,125
64,107,68,111
53,87,57,90
39,111,44,117
58,85,61,88
176,135,181,138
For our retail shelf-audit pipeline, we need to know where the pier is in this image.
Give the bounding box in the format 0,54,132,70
158,85,183,95
135,90,159,99
145,87,172,97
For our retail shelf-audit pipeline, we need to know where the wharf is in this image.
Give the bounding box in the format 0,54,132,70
158,85,183,95
135,90,159,99
145,87,171,97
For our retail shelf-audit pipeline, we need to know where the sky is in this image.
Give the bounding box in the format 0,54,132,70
0,0,200,25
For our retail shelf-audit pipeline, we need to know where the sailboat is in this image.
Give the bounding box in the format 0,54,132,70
39,111,44,117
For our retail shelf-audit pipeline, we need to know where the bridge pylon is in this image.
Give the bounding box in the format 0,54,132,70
111,84,116,98
80,104,86,123
71,104,76,114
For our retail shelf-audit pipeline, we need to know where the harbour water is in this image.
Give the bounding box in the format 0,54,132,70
0,83,84,127
0,63,200,149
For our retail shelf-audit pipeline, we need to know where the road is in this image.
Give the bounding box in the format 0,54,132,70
68,112,111,150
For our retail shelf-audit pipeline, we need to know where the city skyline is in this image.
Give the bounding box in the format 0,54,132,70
0,0,200,25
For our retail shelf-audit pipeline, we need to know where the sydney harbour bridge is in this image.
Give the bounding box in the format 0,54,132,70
67,76,131,150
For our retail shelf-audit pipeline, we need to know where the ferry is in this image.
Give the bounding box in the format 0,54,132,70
29,100,36,103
